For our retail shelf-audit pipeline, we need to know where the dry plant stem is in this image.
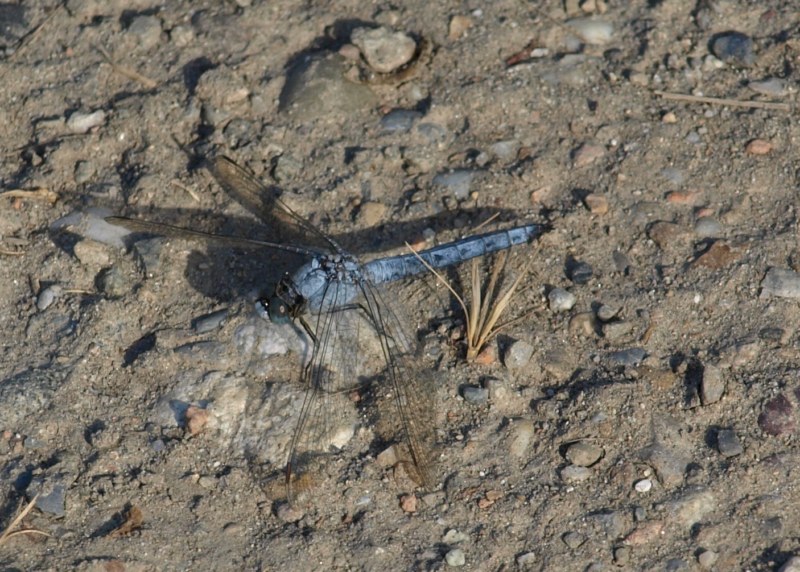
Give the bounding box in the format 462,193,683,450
0,494,40,546
653,90,791,112
95,44,159,89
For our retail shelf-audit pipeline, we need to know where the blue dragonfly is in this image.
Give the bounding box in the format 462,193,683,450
108,156,545,497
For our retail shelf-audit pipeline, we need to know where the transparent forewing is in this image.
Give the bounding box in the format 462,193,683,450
105,217,317,256
287,278,364,497
358,279,437,489
207,156,341,255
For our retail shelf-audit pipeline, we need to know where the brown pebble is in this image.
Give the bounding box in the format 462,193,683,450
665,189,701,205
448,15,473,40
569,312,597,336
276,503,304,523
692,241,740,270
400,493,418,513
648,221,684,247
572,142,605,167
583,193,609,214
623,521,664,545
185,405,210,436
661,111,678,124
474,344,497,365
745,138,772,155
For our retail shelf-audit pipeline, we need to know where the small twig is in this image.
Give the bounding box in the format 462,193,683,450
0,494,40,546
0,188,59,205
7,2,64,61
471,212,501,235
95,44,158,89
0,248,26,256
653,90,791,112
170,179,201,202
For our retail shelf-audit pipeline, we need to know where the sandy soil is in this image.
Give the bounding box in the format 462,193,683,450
2,1,800,570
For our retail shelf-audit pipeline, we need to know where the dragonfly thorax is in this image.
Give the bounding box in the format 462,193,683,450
280,254,364,316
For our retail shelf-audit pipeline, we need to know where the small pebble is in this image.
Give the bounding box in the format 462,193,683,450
273,155,303,183
96,266,133,297
761,268,800,299
562,531,584,549
602,320,634,340
489,140,519,161
716,429,743,457
516,552,536,566
711,31,755,68
445,548,466,567
400,493,418,513
443,529,468,543
351,26,416,73
569,312,597,336
565,442,603,467
73,239,111,267
595,304,619,322
276,502,304,523
380,109,422,134
462,386,489,404
170,24,195,47
583,193,609,214
31,476,67,517
649,221,684,247
560,464,592,482
662,111,678,124
504,339,534,370
635,478,652,493
127,14,162,50
358,201,387,227
37,285,63,311
666,190,700,205
548,288,576,312
192,309,229,334
433,169,478,200
779,555,800,572
700,363,725,405
508,419,535,458
667,487,715,527
614,546,631,566
572,142,605,167
607,347,646,366
74,160,94,184
66,110,106,134
448,15,472,40
758,392,797,436
694,217,722,238
698,549,718,569
749,78,786,97
567,261,593,284
745,139,773,155
566,18,614,45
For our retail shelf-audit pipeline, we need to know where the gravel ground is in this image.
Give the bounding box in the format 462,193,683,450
2,1,800,570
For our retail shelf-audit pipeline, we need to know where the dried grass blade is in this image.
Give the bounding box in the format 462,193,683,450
0,494,39,546
405,242,470,323
474,264,529,350
475,250,507,340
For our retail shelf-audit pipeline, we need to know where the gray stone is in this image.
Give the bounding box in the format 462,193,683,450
351,27,416,73
127,15,162,50
445,548,466,567
761,268,800,298
700,363,725,405
30,475,67,517
694,217,722,238
548,288,576,312
37,284,63,311
560,464,592,482
779,555,800,572
462,386,489,404
666,486,715,527
607,347,646,366
193,309,229,334
602,320,634,340
504,339,534,370
279,53,376,118
717,429,743,457
565,442,603,467
432,169,479,200
66,110,106,134
380,109,422,134
711,32,755,68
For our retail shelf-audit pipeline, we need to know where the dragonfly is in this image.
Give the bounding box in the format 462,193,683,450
107,156,546,498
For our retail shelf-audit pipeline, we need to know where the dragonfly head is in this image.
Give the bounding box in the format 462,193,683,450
266,294,292,324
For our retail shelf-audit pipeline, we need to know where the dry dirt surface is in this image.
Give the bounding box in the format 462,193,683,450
2,1,800,571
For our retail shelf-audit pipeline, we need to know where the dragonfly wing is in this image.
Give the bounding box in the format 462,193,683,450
105,216,318,256
207,156,342,255
357,279,438,489
286,279,363,499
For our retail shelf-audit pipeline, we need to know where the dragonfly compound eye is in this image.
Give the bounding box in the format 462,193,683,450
267,296,291,324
